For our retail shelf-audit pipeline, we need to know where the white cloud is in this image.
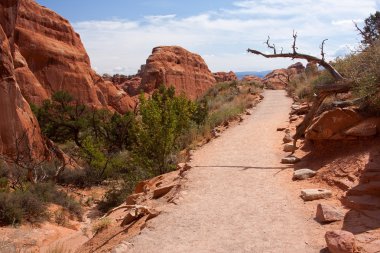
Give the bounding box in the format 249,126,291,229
73,0,378,75
74,20,139,30
332,19,363,26
144,14,176,23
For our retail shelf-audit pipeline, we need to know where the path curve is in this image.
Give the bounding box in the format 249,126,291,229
127,90,324,253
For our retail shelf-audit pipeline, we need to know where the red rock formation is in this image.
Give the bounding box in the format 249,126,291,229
0,0,45,158
140,46,216,100
242,75,263,84
287,62,305,74
305,108,362,140
213,71,237,83
102,74,130,85
121,76,142,96
263,62,305,89
13,0,132,112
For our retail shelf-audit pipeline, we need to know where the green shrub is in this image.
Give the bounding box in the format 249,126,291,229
0,192,23,225
134,86,199,175
15,191,46,223
0,182,82,226
0,190,46,225
30,183,82,219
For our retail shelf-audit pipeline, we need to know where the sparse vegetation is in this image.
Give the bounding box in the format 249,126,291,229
92,217,111,234
177,80,263,151
334,42,380,112
0,182,81,226
286,12,380,115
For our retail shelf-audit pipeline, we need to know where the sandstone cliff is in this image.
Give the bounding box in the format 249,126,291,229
0,0,45,158
14,0,133,112
140,46,216,99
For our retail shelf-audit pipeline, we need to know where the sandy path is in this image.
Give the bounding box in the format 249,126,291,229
127,90,325,253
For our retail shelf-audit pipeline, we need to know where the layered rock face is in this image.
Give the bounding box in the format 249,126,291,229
14,0,133,112
213,71,237,83
140,46,216,99
0,0,45,158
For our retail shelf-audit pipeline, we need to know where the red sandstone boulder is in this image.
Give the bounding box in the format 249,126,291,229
325,230,357,253
344,118,380,137
213,71,237,82
242,75,263,84
305,108,362,140
140,46,216,99
263,69,291,89
264,62,304,89
287,62,305,74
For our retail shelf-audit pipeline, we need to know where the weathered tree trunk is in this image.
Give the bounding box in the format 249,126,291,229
247,34,352,146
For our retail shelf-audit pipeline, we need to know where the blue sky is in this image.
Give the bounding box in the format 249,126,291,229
37,0,380,75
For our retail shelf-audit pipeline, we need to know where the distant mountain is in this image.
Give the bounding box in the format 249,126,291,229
235,71,271,79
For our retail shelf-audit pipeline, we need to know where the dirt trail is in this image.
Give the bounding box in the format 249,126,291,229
127,90,325,253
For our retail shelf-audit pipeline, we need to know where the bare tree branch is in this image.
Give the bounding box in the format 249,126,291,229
292,30,298,54
246,49,344,81
353,21,373,46
265,36,276,54
320,39,328,61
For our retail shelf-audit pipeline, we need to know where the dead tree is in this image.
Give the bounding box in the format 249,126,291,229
0,130,47,189
247,32,352,146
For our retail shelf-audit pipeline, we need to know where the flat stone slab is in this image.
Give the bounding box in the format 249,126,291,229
153,185,175,199
281,156,300,164
293,169,316,180
301,189,332,201
283,144,296,152
316,204,345,223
